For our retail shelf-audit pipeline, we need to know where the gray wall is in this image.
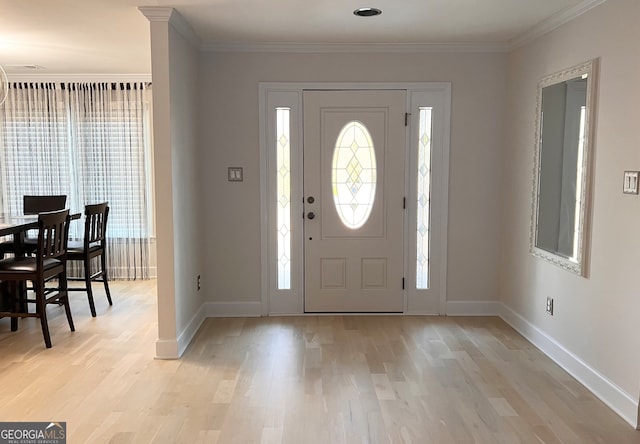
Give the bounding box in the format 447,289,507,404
169,24,204,337
198,51,507,306
501,0,640,408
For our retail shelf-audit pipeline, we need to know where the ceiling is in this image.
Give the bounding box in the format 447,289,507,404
0,0,597,76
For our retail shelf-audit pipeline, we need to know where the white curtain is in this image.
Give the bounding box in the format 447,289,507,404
0,82,155,280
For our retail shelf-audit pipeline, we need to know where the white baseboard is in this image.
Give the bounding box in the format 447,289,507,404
176,304,207,357
499,303,639,429
446,300,500,316
156,304,206,359
155,301,259,359
205,301,262,317
155,339,179,360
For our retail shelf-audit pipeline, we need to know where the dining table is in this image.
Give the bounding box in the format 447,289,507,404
0,213,40,256
0,214,38,322
0,212,82,244
0,212,81,320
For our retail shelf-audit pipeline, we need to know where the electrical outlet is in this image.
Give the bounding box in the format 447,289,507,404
197,275,201,291
546,297,554,315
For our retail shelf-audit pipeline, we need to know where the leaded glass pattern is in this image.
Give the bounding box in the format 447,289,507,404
331,121,376,229
416,108,433,289
276,108,291,289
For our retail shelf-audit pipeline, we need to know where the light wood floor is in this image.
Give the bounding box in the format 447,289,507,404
0,280,638,443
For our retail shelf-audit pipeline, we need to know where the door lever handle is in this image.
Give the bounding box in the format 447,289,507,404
307,212,315,220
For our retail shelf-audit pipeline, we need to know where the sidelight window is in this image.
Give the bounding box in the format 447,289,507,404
276,108,291,289
416,107,433,289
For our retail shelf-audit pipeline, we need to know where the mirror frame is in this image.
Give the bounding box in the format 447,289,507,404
530,59,598,276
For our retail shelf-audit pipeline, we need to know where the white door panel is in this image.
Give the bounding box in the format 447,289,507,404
303,90,406,312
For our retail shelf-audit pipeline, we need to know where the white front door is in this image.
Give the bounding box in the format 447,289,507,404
303,90,406,312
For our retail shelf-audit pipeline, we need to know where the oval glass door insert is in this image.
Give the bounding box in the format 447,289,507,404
331,121,377,229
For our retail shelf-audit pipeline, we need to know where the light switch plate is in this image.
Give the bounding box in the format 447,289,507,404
623,171,639,194
228,167,243,182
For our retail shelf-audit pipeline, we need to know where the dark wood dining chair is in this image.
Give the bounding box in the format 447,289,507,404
67,203,112,317
23,195,68,215
22,195,68,254
0,195,68,258
0,209,74,348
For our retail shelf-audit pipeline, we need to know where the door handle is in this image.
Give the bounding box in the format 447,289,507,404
307,212,315,220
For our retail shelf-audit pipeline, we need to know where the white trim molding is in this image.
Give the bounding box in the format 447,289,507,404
146,0,604,56
177,305,207,357
446,300,501,316
139,6,201,48
155,304,207,359
137,6,173,22
499,303,639,429
202,41,509,54
155,339,179,360
205,302,262,317
510,0,608,50
193,1,605,55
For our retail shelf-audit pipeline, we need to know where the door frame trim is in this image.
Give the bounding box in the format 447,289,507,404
259,82,451,315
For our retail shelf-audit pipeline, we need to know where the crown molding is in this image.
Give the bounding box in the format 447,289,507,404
509,0,607,50
144,0,605,55
5,73,152,83
200,41,510,54
138,6,201,48
137,6,173,22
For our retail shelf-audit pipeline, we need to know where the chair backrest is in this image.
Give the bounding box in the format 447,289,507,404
84,203,109,247
24,195,67,215
37,209,71,261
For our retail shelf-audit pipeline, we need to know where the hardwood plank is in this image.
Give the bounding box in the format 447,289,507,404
1,283,638,443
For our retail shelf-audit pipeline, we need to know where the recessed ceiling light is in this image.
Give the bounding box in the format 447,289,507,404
353,7,382,17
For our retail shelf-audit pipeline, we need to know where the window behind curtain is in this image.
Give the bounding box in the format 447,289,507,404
0,84,72,214
71,84,151,239
0,81,154,279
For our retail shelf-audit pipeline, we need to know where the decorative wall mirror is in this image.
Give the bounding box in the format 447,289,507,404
530,59,598,276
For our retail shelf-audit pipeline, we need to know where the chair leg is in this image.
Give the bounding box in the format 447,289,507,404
35,280,52,349
59,268,74,332
63,295,75,332
10,281,19,332
84,256,97,317
101,252,112,306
